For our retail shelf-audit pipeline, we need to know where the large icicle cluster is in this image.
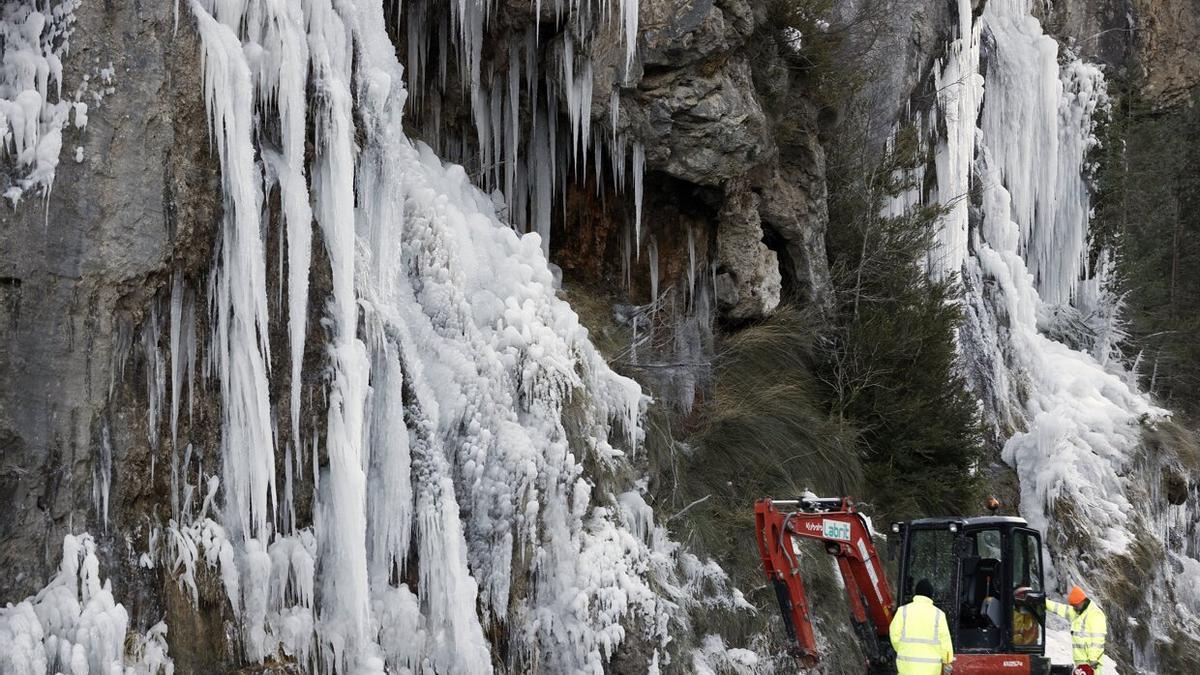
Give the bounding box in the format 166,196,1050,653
167,0,737,671
911,0,1200,668
0,534,173,674
0,0,81,205
400,0,645,256
925,0,982,280
969,0,1143,553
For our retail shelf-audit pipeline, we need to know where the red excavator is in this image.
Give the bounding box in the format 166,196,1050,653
755,494,1074,674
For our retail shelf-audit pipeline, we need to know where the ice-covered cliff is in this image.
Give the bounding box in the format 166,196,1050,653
2,0,753,671
914,0,1200,669
2,0,1199,672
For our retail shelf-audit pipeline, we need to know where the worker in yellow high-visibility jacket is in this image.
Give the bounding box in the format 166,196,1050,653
1047,585,1107,674
890,579,954,675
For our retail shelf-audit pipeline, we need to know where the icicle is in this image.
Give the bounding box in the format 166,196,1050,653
257,0,314,450
632,141,645,255
307,0,373,664
593,137,604,197
610,89,621,135
505,40,520,221
648,236,659,304
619,0,638,71
687,223,696,310
94,424,112,529
364,332,413,589
491,76,504,189
184,287,197,427
191,0,278,543
143,301,165,459
533,105,554,256
562,36,582,170
169,273,185,517
613,133,627,191
928,0,982,279
283,442,294,534
580,60,593,168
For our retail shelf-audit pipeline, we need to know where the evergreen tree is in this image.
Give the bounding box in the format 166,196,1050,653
1092,81,1200,420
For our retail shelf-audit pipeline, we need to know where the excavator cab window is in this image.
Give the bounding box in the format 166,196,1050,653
1010,528,1045,649
956,527,1004,650
902,527,955,608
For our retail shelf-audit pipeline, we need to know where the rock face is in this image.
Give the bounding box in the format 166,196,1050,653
636,54,768,188
3,0,1197,671
1131,0,1200,103
628,0,832,318
0,0,218,601
1038,0,1133,65
714,182,781,319
1041,0,1200,105
837,0,960,150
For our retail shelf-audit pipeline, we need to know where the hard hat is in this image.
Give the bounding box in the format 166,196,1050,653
1072,664,1095,675
1068,586,1087,605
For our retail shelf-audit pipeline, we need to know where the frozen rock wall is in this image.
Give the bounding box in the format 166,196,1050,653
3,0,1198,672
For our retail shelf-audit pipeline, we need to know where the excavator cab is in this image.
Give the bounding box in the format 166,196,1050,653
891,516,1059,673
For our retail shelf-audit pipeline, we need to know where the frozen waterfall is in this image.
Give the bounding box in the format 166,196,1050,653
922,0,1200,668
182,0,692,670
6,0,1200,671
3,0,747,671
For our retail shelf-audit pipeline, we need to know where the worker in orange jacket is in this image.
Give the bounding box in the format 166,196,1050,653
1047,585,1107,674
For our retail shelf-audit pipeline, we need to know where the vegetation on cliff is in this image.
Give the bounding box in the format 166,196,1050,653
1091,78,1200,423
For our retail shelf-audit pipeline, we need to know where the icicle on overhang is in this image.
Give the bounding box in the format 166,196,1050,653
399,0,645,256
180,0,746,671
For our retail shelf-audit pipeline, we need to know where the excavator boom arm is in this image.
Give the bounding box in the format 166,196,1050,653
754,497,896,669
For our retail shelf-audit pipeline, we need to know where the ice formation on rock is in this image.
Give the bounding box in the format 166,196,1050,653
0,1,80,205
914,0,1200,667
0,0,742,669
0,534,174,674
399,0,645,257
144,0,737,671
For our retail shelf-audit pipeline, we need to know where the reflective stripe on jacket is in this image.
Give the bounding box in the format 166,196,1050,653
889,595,954,675
1047,598,1107,673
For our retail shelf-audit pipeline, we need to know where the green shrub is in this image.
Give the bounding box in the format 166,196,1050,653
657,307,863,659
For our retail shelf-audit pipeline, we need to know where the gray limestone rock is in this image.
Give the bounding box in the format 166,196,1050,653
0,0,218,602
635,55,770,188
836,0,958,151
715,183,781,320
753,160,834,312
639,0,744,68
1129,0,1200,104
